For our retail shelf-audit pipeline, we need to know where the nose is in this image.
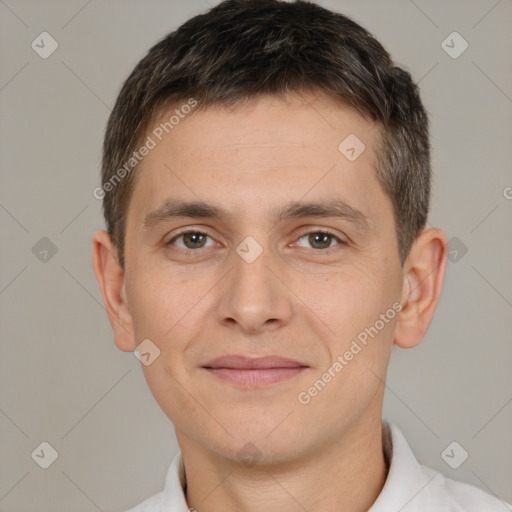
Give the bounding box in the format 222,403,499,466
215,241,294,334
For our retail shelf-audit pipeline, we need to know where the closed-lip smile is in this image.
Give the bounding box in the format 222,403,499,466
202,355,309,387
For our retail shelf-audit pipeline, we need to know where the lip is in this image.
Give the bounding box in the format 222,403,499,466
203,355,306,369
202,355,309,387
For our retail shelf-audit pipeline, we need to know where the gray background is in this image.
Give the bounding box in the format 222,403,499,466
1,0,511,510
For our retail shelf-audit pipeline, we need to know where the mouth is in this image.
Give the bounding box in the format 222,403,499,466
202,355,309,387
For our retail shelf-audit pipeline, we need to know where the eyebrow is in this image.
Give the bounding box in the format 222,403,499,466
143,198,371,231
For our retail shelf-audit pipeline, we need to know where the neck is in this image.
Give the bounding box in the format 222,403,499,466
178,416,388,512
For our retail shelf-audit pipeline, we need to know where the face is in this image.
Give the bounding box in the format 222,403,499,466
121,93,405,464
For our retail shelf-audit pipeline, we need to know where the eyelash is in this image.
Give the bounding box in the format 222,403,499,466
166,228,346,255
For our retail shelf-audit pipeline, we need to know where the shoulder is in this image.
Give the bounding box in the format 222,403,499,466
376,423,511,511
121,450,188,511
123,491,164,512
420,463,512,511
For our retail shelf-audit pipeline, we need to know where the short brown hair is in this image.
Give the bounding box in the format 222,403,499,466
100,0,431,269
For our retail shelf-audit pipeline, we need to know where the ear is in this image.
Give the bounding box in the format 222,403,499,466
394,228,448,349
92,229,136,352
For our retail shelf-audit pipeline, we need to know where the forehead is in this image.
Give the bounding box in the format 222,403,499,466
147,93,378,170
128,93,387,226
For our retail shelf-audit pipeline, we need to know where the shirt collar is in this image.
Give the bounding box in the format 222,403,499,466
369,423,440,511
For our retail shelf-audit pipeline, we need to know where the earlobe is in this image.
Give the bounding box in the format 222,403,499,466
92,230,136,352
394,228,448,349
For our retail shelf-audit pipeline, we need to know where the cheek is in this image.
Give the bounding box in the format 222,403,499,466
128,263,203,338
300,265,400,380
304,267,396,332
127,265,220,390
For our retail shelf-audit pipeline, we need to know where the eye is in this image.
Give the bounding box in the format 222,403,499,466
167,230,216,250
165,229,345,254
294,231,344,251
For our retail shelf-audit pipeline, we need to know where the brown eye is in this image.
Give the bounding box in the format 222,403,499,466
168,231,214,250
308,232,333,249
296,231,341,250
182,232,207,249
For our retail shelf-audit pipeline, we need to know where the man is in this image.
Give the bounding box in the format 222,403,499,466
92,1,510,510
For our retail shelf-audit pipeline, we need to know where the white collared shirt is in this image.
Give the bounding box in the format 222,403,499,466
125,423,510,511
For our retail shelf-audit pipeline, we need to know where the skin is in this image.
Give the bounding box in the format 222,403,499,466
93,92,447,512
